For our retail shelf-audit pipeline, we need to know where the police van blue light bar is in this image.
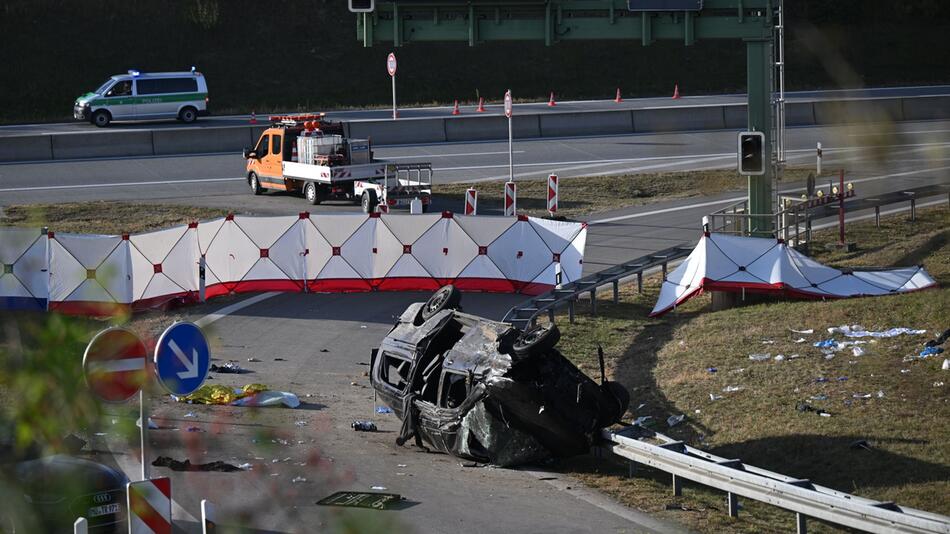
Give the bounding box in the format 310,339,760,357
127,69,140,77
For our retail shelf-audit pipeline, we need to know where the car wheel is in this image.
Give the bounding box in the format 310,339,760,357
420,285,462,322
598,381,631,427
361,190,378,214
249,173,263,195
92,110,111,127
512,322,560,357
305,182,322,205
178,106,198,123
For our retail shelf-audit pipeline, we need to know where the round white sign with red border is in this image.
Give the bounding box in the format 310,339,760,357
387,53,397,77
504,90,513,118
83,327,147,403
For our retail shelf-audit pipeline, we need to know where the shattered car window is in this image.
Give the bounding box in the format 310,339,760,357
438,371,468,409
380,352,412,392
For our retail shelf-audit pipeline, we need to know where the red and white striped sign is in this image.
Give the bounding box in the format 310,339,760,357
547,174,558,214
504,181,517,216
464,188,477,216
83,327,147,403
127,477,172,534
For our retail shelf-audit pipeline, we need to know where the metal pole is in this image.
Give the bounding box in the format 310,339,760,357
589,289,597,316
392,74,397,120
816,142,822,175
727,492,739,518
672,474,683,496
796,513,808,534
140,389,149,480
198,255,206,303
747,38,774,235
74,517,88,534
838,169,845,246
507,115,514,182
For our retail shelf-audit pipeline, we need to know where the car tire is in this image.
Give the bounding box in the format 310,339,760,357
598,381,630,427
305,182,323,205
361,190,379,214
419,285,462,322
92,110,111,127
249,172,263,195
512,322,560,357
178,106,198,123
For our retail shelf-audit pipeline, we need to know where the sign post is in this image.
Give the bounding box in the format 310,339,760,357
816,141,822,175
387,52,398,120
547,173,559,216
504,181,517,216
82,327,148,479
504,90,513,183
464,188,477,216
154,322,211,397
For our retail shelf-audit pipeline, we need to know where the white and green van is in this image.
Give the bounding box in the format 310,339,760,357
73,69,209,127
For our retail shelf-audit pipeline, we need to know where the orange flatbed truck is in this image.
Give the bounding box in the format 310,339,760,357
243,114,432,213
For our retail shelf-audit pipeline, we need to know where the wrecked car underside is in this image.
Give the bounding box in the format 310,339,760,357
370,286,629,467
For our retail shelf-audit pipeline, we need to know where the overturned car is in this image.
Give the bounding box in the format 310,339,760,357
370,286,629,467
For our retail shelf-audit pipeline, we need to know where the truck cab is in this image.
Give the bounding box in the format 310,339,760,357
244,114,431,212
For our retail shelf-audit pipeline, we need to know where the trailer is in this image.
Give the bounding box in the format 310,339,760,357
243,114,432,213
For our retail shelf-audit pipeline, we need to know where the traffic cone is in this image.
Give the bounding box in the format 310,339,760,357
672,84,681,99
249,110,257,124
614,88,623,103
451,100,461,115
548,92,556,107
476,97,486,112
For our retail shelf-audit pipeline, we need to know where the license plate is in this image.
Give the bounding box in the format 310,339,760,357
87,503,120,517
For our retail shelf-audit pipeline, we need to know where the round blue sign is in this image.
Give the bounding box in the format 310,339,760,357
154,322,210,395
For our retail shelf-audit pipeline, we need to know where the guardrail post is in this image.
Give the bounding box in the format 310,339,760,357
589,289,597,316
672,474,683,497
627,461,635,478
662,262,668,280
727,492,739,518
910,197,916,222
612,280,619,304
796,512,807,534
548,308,555,323
568,299,575,324
637,272,643,293
874,205,880,228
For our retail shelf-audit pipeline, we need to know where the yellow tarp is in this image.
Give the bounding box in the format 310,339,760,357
179,383,269,405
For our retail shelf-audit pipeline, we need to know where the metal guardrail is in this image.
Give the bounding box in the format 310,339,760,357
502,244,693,330
599,426,950,534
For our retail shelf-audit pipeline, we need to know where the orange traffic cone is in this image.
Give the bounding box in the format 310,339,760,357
249,110,257,124
672,84,681,99
548,92,556,107
476,97,486,112
451,100,461,115
614,88,623,103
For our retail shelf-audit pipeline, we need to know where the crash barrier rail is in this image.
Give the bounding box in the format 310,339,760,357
501,244,693,331
598,426,950,534
0,213,586,314
708,183,950,248
4,94,950,162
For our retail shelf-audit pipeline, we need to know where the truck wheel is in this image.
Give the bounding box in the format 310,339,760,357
249,173,263,195
361,190,378,214
305,182,323,205
512,322,560,357
92,110,111,127
178,106,198,123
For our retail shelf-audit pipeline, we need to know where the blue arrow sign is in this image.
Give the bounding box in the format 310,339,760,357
154,322,210,395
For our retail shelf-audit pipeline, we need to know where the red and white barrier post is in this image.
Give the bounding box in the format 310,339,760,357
504,181,517,216
74,518,88,534
816,141,822,175
547,174,558,216
127,477,172,534
464,188,477,216
201,499,216,534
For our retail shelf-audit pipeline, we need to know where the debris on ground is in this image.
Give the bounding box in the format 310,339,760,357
723,385,742,392
709,394,723,401
790,328,814,334
793,337,807,343
852,346,867,357
210,362,247,374
796,402,831,417
352,420,378,432
174,384,300,408
850,439,873,451
706,367,717,373
924,328,950,347
317,491,405,510
943,359,949,371
667,414,685,427
371,485,387,491
774,354,785,361
292,477,308,483
920,346,945,358
749,353,770,362
828,325,927,338
809,394,828,401
375,406,394,414
633,416,653,426
247,357,261,362
152,456,245,472
935,382,945,388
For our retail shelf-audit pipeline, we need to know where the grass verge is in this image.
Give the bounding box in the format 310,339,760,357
0,202,229,235
554,206,950,533
435,168,814,219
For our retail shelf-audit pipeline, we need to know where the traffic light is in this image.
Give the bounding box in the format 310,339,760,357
737,131,765,176
348,0,375,12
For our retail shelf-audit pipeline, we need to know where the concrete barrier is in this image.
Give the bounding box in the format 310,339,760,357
347,117,446,144
785,101,816,126
0,135,53,162
902,95,950,121
633,105,726,133
153,126,255,155
443,114,541,142
539,110,633,137
814,98,904,125
722,104,747,129
51,130,153,160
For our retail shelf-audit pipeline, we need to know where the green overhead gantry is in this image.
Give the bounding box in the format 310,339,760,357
355,1,782,234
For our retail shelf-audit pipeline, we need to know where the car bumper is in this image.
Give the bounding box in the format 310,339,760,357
73,105,89,120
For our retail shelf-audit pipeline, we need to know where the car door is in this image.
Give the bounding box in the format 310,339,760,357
133,78,166,119
101,80,134,119
260,132,284,181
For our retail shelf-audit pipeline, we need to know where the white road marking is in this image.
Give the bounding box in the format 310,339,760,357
384,150,525,159
0,176,243,192
194,291,282,328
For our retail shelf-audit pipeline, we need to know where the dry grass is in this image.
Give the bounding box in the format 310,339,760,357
554,207,950,533
435,167,815,219
0,202,229,235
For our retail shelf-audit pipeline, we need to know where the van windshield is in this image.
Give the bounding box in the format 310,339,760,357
94,78,115,95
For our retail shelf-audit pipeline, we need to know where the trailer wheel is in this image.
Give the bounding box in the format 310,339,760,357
361,190,378,214
304,182,323,205
249,172,263,195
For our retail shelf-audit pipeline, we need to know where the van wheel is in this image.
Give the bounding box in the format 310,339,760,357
92,110,111,127
305,182,323,205
361,190,378,214
249,173,263,195
178,106,198,123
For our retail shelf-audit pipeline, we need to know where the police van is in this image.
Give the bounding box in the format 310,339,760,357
73,69,209,127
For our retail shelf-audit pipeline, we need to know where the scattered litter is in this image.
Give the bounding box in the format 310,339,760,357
809,394,828,401
247,357,261,362
935,382,945,388
136,417,160,429
876,390,885,398
850,439,873,451
795,402,830,417
815,377,829,383
186,426,203,432
292,477,308,483
397,464,407,468
317,491,405,510
633,416,653,426
852,393,872,399
749,353,770,362
237,463,253,470
901,369,911,374
184,412,197,418
177,384,300,408
94,432,107,436
793,338,807,344
360,325,368,329
943,359,949,371
375,406,394,414
295,421,308,427
274,358,286,361
694,409,701,414
320,348,329,353
837,376,849,382
791,328,814,334
722,385,743,392
920,346,945,358
667,414,685,427
761,340,775,345
824,354,835,360
371,486,387,491
852,347,867,357
924,328,950,347
788,354,801,360
352,420,378,432
706,367,718,373
636,403,647,411
828,325,926,338
774,354,785,361
709,394,723,401
814,339,837,349
211,362,247,374
731,368,746,374
152,456,244,472
902,356,916,363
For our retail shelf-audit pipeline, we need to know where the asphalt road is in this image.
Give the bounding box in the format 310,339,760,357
1,85,947,136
